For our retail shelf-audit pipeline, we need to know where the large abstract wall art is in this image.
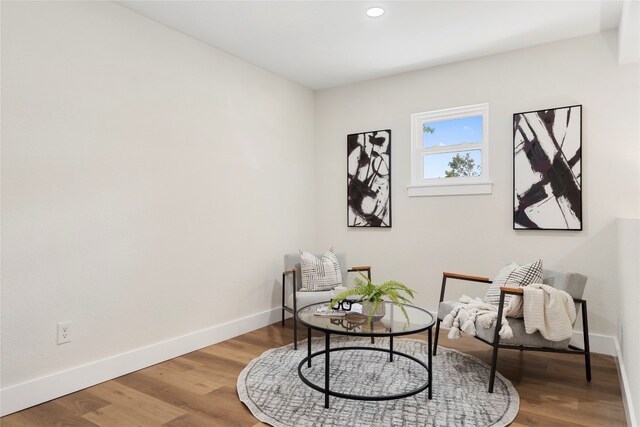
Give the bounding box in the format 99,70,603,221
513,105,582,231
347,129,391,227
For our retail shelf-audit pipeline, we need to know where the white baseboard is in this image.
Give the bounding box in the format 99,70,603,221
614,337,638,427
574,333,638,426
0,307,282,417
3,313,635,425
570,330,616,356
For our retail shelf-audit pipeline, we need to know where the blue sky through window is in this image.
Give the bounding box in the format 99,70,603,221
423,116,482,148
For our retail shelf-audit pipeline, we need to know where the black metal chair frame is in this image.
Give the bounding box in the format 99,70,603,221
433,272,591,393
282,266,371,350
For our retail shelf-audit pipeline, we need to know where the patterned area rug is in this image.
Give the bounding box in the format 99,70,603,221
237,337,519,427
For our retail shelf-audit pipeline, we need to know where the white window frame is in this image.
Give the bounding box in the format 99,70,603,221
408,103,492,197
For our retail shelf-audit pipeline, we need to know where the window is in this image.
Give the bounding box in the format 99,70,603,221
408,103,492,196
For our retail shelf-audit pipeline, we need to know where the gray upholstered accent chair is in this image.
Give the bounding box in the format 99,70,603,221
433,269,590,392
282,253,371,349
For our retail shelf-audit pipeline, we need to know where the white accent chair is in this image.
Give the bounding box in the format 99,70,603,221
433,269,590,392
282,252,371,349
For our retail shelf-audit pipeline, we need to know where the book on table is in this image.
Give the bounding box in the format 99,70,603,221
314,303,363,317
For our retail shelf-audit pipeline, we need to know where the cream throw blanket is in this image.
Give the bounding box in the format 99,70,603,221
442,296,514,340
444,284,576,342
523,283,576,341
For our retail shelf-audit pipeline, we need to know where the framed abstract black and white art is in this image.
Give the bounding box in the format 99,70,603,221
347,129,391,227
513,105,582,231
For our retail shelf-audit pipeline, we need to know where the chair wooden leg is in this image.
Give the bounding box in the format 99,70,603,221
433,319,441,356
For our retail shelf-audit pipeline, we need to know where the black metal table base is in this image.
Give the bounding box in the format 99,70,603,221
298,329,433,408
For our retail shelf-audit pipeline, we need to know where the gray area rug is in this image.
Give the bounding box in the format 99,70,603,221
237,337,519,426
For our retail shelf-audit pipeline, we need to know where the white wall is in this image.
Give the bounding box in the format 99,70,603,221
1,0,314,400
618,218,640,425
315,31,639,336
2,1,638,419
316,31,639,419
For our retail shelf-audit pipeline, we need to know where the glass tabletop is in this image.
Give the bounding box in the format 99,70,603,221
297,301,435,337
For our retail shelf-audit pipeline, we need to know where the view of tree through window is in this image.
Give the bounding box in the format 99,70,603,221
410,103,490,196
421,115,483,179
445,152,480,177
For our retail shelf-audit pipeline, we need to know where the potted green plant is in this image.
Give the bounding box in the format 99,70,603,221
329,273,416,324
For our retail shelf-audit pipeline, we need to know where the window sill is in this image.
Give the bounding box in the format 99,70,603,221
407,180,493,197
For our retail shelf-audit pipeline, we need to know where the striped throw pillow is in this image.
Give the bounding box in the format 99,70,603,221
300,250,342,292
484,260,543,309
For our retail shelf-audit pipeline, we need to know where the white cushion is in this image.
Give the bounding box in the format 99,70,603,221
484,262,518,304
287,290,334,309
300,249,342,291
484,259,543,317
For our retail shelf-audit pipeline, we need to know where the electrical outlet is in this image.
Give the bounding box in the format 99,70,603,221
57,321,72,344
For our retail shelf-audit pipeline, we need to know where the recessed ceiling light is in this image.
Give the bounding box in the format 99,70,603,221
366,7,385,18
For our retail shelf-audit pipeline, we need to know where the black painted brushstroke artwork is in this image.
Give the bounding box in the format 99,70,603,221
347,130,391,227
513,105,582,230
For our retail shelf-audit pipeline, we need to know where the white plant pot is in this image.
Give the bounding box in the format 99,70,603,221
362,300,385,320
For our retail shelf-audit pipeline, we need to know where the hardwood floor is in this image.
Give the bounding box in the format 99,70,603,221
1,319,627,426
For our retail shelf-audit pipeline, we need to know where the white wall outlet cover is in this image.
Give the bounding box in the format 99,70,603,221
57,321,72,344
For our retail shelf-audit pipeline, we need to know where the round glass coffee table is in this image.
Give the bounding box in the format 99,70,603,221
296,301,435,408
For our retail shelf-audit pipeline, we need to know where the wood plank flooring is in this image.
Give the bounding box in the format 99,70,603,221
1,319,627,426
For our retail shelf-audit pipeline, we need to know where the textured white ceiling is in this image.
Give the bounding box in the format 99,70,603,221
117,1,624,90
